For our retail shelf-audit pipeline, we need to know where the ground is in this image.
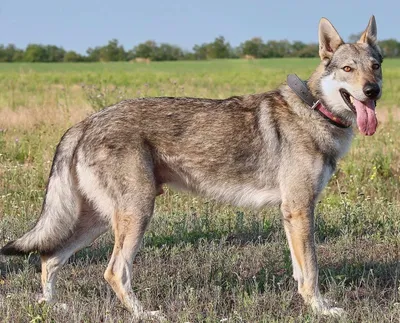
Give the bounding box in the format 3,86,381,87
0,59,399,322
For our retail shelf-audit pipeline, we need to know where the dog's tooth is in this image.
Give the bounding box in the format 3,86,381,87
350,96,354,103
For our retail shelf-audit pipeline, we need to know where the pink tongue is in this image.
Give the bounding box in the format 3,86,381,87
353,99,378,136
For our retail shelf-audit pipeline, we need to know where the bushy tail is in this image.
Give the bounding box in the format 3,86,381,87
1,124,84,256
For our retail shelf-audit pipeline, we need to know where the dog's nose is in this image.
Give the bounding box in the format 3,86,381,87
363,83,380,99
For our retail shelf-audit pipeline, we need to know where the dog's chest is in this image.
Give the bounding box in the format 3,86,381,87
318,165,335,193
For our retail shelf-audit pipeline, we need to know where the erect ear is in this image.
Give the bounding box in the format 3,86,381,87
318,18,344,61
358,15,377,45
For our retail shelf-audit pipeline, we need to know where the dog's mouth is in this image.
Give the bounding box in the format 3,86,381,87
340,89,356,113
339,89,378,136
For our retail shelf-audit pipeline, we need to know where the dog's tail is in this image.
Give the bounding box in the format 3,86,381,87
1,123,84,256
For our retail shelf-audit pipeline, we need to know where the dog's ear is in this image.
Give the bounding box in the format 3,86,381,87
318,18,344,61
358,16,377,45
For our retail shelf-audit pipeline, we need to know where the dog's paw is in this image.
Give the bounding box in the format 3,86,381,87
35,293,51,304
320,306,346,317
139,310,166,322
35,295,69,312
311,297,346,317
54,303,69,312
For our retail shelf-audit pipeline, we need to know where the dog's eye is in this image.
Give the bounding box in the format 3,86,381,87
343,66,352,72
372,63,381,70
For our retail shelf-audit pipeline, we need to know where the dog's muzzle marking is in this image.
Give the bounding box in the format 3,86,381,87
287,74,351,128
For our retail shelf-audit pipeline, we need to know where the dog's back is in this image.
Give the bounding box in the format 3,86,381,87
0,16,382,320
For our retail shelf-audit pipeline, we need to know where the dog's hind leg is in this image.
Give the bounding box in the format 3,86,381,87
104,206,154,318
38,203,108,304
104,200,166,320
94,155,163,320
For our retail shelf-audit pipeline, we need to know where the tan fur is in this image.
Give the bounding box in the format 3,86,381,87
358,16,378,46
104,210,153,316
1,16,383,319
40,255,49,300
318,18,344,60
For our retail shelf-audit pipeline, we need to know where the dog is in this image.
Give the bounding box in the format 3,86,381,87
1,16,382,319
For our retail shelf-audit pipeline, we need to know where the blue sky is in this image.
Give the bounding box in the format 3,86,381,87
1,0,399,54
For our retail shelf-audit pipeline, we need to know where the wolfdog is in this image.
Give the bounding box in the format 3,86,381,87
1,16,382,319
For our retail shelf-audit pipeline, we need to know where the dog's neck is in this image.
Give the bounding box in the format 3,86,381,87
293,65,352,128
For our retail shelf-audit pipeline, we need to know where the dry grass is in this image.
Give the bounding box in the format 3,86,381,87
0,60,399,322
0,105,91,131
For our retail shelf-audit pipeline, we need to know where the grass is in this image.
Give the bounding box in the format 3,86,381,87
0,58,399,322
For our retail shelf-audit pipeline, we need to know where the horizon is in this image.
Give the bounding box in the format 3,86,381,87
1,0,399,55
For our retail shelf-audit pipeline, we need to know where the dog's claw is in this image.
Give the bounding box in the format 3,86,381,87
321,306,346,317
144,310,166,321
35,293,50,304
133,310,166,322
52,303,69,312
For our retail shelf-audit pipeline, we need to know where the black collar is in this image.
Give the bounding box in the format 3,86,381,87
286,74,351,128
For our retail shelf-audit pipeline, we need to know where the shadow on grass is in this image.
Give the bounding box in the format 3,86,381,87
0,253,40,279
1,216,398,305
0,223,277,276
319,259,399,297
2,238,398,305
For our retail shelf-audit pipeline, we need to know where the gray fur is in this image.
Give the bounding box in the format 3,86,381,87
1,16,383,319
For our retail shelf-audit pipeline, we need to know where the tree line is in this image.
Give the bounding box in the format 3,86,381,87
0,35,399,62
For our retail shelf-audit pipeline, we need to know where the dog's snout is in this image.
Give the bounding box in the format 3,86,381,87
363,83,380,99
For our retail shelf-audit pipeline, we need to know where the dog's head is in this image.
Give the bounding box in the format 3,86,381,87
315,16,383,135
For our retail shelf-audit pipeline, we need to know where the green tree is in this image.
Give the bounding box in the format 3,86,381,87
12,48,24,61
290,41,307,56
86,39,126,62
208,36,232,59
378,39,400,57
153,43,184,61
182,51,195,60
192,36,233,59
86,47,101,62
192,43,208,60
1,35,399,63
0,44,22,62
264,40,291,58
64,50,84,62
239,37,265,58
0,45,6,62
23,44,49,62
296,44,319,58
99,39,126,61
131,40,157,59
46,45,66,62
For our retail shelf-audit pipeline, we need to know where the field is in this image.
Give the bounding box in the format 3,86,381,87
0,59,399,322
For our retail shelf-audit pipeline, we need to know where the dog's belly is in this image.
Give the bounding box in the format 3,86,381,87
167,180,281,209
155,157,281,209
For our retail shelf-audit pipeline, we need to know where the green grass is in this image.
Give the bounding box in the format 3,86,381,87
0,59,399,322
1,59,400,109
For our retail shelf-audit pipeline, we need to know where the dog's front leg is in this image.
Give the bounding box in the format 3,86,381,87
280,202,344,316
